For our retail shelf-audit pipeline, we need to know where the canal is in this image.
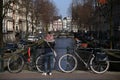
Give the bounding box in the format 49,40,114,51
54,37,74,70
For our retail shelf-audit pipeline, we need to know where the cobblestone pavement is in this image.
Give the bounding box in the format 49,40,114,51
0,70,120,80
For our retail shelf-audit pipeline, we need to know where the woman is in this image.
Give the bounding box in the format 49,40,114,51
42,32,55,76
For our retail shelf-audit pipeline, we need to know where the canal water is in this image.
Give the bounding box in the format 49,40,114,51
55,37,74,56
54,37,74,70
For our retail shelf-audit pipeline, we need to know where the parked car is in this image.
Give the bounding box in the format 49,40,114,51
27,35,39,42
4,43,18,53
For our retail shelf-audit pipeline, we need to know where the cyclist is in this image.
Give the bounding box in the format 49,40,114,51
42,32,55,76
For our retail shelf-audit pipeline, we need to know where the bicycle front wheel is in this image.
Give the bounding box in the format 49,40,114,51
36,55,45,72
7,54,24,73
58,54,77,73
90,57,109,74
36,55,56,72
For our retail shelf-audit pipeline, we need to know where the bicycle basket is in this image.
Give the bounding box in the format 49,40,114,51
95,51,108,61
80,43,88,48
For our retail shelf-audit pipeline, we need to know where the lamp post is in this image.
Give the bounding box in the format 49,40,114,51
109,0,113,49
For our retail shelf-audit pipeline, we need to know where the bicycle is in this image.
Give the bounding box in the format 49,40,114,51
7,46,40,73
58,45,110,74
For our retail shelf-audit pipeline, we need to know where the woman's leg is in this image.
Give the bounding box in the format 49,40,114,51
48,55,54,73
44,55,49,73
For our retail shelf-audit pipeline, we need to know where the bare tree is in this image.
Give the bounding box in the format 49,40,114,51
21,0,34,36
34,0,58,32
0,0,3,47
70,0,94,31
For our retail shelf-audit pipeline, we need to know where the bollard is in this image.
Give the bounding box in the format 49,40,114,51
0,49,4,72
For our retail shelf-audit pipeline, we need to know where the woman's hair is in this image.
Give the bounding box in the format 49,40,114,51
48,32,51,34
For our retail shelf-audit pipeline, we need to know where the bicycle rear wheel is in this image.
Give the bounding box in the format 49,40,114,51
58,54,77,73
7,54,24,73
90,57,109,74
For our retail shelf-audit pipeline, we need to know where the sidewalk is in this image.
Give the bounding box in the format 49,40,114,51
0,70,120,80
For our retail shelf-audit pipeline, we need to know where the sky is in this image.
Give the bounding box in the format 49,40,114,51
53,0,72,18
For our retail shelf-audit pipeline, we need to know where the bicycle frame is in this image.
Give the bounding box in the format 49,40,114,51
69,46,94,69
74,50,94,68
20,47,36,68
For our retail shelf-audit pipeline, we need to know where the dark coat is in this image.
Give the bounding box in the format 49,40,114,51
44,41,55,54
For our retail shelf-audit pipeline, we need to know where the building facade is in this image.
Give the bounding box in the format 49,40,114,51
49,16,73,32
2,0,36,42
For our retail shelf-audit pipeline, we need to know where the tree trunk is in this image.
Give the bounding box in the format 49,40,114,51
25,12,29,37
0,0,3,48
